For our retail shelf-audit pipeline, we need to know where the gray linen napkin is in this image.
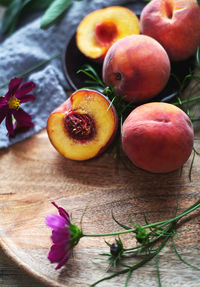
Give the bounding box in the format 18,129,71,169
0,0,145,149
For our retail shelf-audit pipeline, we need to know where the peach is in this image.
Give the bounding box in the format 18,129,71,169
122,102,194,173
47,89,118,161
76,6,140,61
103,35,170,103
140,0,200,61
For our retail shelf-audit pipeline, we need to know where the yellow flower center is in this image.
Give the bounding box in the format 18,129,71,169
8,96,20,110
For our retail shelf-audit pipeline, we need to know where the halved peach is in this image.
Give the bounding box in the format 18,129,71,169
76,6,140,61
47,89,118,161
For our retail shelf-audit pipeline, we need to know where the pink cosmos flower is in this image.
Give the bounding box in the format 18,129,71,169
0,77,36,137
46,202,82,270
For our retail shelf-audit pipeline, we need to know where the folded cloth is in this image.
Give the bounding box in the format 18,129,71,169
0,0,145,149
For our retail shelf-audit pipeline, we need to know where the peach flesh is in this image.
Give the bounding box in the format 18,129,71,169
140,0,200,61
76,6,140,61
95,21,118,46
103,35,171,103
47,89,118,161
122,103,194,173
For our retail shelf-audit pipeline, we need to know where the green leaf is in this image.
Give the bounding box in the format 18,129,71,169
125,270,132,287
188,148,196,182
77,64,105,87
0,0,13,6
25,0,54,12
2,0,22,34
111,211,132,230
2,0,32,35
155,254,162,287
172,239,200,271
40,0,73,29
196,46,200,67
6,12,19,35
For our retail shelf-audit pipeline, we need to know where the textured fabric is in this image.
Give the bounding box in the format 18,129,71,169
0,0,145,148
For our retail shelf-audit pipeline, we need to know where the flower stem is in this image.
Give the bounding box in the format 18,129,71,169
90,224,174,286
0,52,61,90
83,200,200,238
173,95,200,106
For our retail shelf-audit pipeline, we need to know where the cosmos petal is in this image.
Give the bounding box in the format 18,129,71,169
19,94,36,103
55,249,70,270
48,243,68,263
46,203,83,270
15,81,36,99
51,229,70,244
51,202,70,222
5,112,14,136
5,78,24,99
12,108,34,127
0,106,8,124
1,78,36,137
46,214,67,231
0,96,7,107
8,77,24,91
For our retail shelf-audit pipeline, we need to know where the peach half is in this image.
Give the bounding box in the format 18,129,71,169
47,89,118,161
76,6,140,61
103,35,171,103
122,102,194,173
140,0,200,61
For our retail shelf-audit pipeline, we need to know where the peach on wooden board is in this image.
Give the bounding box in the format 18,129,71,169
47,89,118,161
122,102,194,173
76,6,140,61
140,0,200,61
103,35,171,103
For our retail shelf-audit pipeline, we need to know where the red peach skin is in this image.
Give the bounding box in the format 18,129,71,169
122,102,194,173
140,0,200,61
103,35,170,103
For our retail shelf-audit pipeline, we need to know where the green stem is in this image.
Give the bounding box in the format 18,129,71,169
156,254,162,287
83,200,200,238
173,95,200,106
172,237,200,271
90,225,173,286
0,52,61,90
196,46,200,67
124,222,176,255
125,270,132,287
157,199,200,227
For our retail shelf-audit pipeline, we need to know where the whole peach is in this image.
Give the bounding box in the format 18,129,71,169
102,35,170,103
122,102,194,173
140,0,200,61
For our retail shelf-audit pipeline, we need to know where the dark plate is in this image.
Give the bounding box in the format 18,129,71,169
63,1,195,103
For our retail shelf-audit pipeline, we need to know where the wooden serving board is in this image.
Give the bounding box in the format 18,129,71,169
0,126,200,287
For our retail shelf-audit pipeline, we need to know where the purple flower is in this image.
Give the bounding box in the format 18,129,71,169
46,202,82,270
0,77,36,137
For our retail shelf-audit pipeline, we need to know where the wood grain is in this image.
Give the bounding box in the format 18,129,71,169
0,247,46,287
0,0,200,280
0,127,200,287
